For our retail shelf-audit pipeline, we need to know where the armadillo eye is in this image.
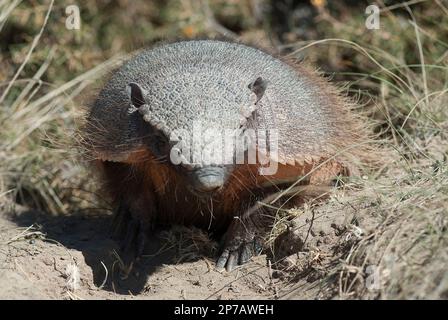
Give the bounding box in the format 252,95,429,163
155,139,167,152
151,133,169,154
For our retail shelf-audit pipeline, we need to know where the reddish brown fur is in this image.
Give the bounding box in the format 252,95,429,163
97,146,346,236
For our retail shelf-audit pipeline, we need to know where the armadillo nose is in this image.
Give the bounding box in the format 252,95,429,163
192,167,226,194
195,174,224,193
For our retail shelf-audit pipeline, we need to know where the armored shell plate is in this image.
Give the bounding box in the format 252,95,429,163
87,40,344,164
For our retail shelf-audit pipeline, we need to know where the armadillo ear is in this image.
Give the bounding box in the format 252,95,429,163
248,77,267,103
127,82,148,108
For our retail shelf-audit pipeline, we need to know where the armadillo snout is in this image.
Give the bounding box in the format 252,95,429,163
191,167,225,194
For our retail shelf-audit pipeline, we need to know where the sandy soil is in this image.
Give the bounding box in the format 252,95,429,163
0,199,373,300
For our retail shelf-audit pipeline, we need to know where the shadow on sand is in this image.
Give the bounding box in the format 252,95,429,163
7,207,214,295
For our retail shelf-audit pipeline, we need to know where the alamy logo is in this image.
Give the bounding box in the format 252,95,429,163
65,5,81,30
169,121,279,175
365,5,380,30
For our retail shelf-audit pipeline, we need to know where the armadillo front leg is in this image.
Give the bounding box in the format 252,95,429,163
216,185,312,272
216,200,271,272
111,198,152,277
216,216,263,272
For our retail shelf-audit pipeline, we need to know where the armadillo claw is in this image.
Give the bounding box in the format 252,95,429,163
117,218,147,278
216,249,230,269
216,240,262,272
226,250,239,272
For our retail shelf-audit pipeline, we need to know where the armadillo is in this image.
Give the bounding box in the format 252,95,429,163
83,39,371,272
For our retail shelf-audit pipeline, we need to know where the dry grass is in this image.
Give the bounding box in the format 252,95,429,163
273,0,448,299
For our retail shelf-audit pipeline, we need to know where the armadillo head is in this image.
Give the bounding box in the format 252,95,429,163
124,56,268,197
